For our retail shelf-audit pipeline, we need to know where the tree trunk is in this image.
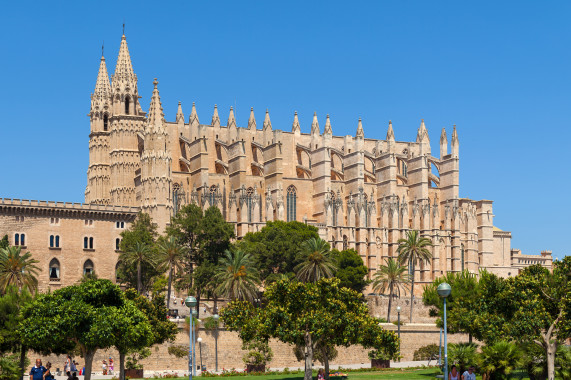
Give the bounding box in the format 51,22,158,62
196,289,201,319
304,332,314,380
409,260,415,323
387,282,393,323
468,333,472,344
119,351,126,380
213,294,218,315
324,352,330,380
137,261,142,294
166,266,173,310
19,345,26,380
83,349,96,380
546,340,556,380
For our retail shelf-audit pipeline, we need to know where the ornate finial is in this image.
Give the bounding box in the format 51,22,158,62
193,102,196,105
178,101,181,105
122,22,125,35
295,111,298,115
251,107,254,111
102,42,104,57
230,106,233,110
153,78,158,87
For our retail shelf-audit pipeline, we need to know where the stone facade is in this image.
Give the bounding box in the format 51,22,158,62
0,32,553,292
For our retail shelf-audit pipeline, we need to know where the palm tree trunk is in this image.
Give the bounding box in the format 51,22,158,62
137,261,142,294
387,282,393,323
166,265,173,310
409,260,415,323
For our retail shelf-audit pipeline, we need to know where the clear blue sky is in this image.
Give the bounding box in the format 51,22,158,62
0,1,569,259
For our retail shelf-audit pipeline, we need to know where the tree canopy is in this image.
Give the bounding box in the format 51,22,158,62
332,249,369,293
237,221,319,280
221,278,398,380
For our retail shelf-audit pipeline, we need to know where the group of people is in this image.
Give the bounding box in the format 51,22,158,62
449,365,476,380
30,356,115,379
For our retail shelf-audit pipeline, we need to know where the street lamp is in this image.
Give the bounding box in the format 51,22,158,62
437,283,452,380
197,337,203,372
396,306,401,341
213,314,220,373
184,296,197,380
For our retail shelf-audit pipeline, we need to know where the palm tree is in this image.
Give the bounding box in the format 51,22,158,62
214,250,261,301
156,236,187,309
478,341,524,379
294,238,337,283
0,246,41,294
119,241,156,294
372,257,410,322
396,230,433,323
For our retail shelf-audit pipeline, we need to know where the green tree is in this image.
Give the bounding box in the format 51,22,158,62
0,246,40,294
332,249,369,293
237,221,319,280
215,250,261,301
119,241,156,294
118,213,160,293
422,270,479,340
448,343,478,374
221,278,399,380
477,341,524,380
372,257,410,322
0,286,32,378
19,280,151,380
0,235,8,249
294,238,336,283
156,236,187,309
396,230,432,323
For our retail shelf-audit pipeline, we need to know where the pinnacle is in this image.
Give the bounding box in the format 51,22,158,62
292,111,300,133
176,101,184,123
146,79,165,133
324,114,333,135
311,112,319,135
189,102,199,126
386,120,395,142
356,117,364,138
227,106,237,128
93,54,111,99
263,109,272,130
248,107,256,130
112,34,137,88
211,104,220,127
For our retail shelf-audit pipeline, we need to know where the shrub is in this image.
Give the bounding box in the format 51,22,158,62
0,354,21,380
413,344,440,361
167,345,189,358
242,340,273,366
203,316,220,330
477,341,524,380
449,342,478,374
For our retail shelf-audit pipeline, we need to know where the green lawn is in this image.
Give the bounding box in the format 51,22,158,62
151,368,442,380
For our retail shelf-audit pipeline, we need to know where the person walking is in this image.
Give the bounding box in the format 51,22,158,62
102,360,107,375
108,358,114,375
30,359,46,380
64,356,72,374
43,362,54,380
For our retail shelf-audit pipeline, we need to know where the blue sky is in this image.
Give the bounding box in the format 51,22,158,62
0,1,569,259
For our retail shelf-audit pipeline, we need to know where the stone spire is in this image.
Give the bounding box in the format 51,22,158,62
263,109,272,131
248,107,256,130
440,127,448,158
189,102,199,128
324,114,333,135
93,55,111,100
211,105,220,128
227,106,237,128
356,117,364,138
176,101,184,123
416,119,429,143
112,34,137,90
451,125,459,156
386,120,395,142
146,79,166,133
311,112,320,135
292,111,301,133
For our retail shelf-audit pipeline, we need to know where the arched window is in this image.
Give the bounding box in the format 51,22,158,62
89,237,94,249
115,261,122,283
83,236,88,249
115,238,121,251
286,186,297,222
209,185,218,206
125,97,130,115
83,259,94,275
103,114,109,131
49,235,60,248
342,235,348,251
15,233,26,246
49,258,60,280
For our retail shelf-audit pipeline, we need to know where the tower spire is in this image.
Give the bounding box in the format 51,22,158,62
147,79,165,132
112,34,136,87
93,54,111,100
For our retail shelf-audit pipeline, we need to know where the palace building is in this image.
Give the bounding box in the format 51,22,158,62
0,33,552,292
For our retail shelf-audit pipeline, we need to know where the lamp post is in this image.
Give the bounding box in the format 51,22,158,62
213,314,220,373
184,296,197,380
437,283,452,380
396,306,401,341
197,337,203,372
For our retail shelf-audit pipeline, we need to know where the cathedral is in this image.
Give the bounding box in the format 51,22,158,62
0,33,552,292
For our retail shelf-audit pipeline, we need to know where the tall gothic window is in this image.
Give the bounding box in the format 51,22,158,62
125,97,130,115
209,185,218,206
83,259,94,275
286,186,297,222
103,114,109,131
342,235,348,251
461,244,465,272
49,258,60,280
247,187,254,223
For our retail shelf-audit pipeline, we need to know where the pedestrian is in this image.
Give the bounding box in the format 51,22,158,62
43,362,54,380
102,360,107,375
71,373,79,380
449,365,459,380
70,361,77,373
108,358,114,375
30,359,46,380
64,356,72,374
461,366,476,380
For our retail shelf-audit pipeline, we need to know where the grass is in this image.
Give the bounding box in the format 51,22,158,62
145,368,442,380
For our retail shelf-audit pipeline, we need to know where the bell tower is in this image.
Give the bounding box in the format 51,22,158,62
108,33,146,206
85,50,112,204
